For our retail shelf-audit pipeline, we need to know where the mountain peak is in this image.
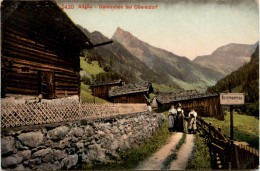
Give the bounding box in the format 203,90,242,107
114,27,129,35
112,27,137,44
115,27,123,32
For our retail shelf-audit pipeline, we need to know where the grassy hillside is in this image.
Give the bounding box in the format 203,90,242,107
202,112,259,149
80,57,104,75
152,83,179,93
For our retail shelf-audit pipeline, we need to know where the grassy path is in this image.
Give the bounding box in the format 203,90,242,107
136,133,195,170
169,134,195,170
136,132,183,170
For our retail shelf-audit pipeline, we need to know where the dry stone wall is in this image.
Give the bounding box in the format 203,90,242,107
1,111,159,170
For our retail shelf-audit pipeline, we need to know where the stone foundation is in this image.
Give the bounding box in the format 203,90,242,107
1,111,159,170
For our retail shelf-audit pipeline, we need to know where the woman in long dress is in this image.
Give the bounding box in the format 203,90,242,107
187,107,197,134
175,103,184,132
168,105,177,132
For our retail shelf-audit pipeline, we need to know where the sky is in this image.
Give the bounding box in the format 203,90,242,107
58,0,259,60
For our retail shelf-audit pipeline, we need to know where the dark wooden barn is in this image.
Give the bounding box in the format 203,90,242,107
155,90,224,120
109,82,153,103
1,0,111,100
90,79,125,100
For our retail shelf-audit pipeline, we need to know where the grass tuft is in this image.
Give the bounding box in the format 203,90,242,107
161,133,186,170
186,133,211,170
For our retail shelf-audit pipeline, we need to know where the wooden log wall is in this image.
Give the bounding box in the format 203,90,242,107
178,96,224,120
113,93,147,103
160,96,224,120
1,7,81,98
91,84,119,100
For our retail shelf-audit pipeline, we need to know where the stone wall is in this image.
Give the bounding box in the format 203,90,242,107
1,111,159,170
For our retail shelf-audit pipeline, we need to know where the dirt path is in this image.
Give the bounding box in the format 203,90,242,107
135,133,195,170
169,134,195,170
136,132,183,170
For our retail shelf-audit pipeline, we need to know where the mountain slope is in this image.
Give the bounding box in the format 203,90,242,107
207,46,259,116
78,25,181,90
112,27,224,90
193,43,258,76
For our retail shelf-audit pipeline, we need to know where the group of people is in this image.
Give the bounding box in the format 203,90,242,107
168,103,197,134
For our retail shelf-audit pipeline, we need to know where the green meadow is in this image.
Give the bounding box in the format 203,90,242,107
202,112,259,149
80,57,104,75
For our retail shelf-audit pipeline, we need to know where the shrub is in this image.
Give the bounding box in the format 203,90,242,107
81,75,91,85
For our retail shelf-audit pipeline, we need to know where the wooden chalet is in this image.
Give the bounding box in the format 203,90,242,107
155,90,224,120
1,0,111,100
109,82,153,103
90,79,125,100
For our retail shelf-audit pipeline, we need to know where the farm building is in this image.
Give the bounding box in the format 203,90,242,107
109,82,153,103
1,0,111,100
155,90,224,120
90,79,125,100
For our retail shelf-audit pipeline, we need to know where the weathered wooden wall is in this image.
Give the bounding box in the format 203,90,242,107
1,1,83,99
2,27,80,98
158,96,224,120
113,93,147,103
91,84,119,100
179,96,223,120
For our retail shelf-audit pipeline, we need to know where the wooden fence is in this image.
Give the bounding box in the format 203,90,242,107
1,102,148,128
196,117,259,169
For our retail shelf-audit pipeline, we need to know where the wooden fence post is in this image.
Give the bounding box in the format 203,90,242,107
230,140,236,169
218,126,221,132
196,117,259,170
208,122,217,169
209,123,212,139
235,145,240,169
223,141,230,169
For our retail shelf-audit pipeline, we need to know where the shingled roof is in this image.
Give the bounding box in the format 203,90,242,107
156,90,219,104
90,79,123,87
109,82,153,97
2,0,94,50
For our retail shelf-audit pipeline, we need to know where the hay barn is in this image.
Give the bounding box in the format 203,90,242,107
1,0,111,100
155,90,224,120
90,79,125,100
109,82,153,103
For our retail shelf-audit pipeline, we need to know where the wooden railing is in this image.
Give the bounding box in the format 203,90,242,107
196,117,259,170
1,102,148,128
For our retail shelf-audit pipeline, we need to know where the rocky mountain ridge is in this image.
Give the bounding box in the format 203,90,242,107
193,42,258,75
112,27,224,90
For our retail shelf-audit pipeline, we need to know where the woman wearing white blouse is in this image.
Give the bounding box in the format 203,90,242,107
187,107,197,134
